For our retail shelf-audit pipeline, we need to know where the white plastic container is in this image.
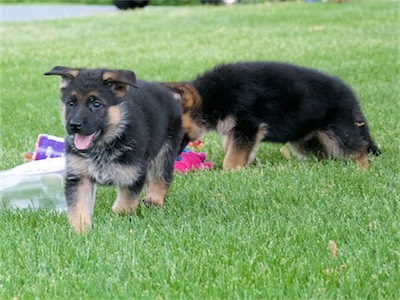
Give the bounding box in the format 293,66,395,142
0,157,66,211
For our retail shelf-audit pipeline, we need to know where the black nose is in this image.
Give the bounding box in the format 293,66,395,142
69,119,83,132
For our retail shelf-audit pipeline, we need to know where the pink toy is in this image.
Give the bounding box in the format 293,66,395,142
174,150,212,174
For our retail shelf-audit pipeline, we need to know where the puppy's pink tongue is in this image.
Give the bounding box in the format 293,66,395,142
74,133,96,150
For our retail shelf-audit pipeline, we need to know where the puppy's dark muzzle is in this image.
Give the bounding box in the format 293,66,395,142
69,119,83,133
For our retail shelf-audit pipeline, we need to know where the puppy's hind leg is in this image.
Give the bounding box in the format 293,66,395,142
223,124,266,170
247,123,267,165
112,176,145,215
143,181,169,207
223,135,251,170
223,134,233,154
143,143,175,207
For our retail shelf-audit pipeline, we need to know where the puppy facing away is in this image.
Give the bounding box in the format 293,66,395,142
165,61,380,170
45,66,183,232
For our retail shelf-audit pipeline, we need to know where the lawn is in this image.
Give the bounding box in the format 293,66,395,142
0,1,399,298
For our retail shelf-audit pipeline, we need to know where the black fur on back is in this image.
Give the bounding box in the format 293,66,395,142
192,61,380,155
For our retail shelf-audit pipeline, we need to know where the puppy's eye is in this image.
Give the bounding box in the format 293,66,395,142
92,101,102,109
67,99,75,108
89,96,103,110
66,95,77,108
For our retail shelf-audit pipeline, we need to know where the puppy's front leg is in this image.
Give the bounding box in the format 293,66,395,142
65,175,96,233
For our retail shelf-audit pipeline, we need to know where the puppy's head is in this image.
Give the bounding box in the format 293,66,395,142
164,82,206,142
45,66,137,152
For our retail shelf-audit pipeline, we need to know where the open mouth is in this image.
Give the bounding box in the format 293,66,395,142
73,131,101,151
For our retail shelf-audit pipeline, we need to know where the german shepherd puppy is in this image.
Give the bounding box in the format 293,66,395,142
165,61,380,170
45,66,183,232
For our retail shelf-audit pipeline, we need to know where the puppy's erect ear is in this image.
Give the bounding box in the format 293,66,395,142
102,70,138,98
44,66,80,92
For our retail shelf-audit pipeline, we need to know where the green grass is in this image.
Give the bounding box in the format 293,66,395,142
1,1,399,298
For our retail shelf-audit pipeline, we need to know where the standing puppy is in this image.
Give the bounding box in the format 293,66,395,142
166,61,380,170
45,66,183,232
